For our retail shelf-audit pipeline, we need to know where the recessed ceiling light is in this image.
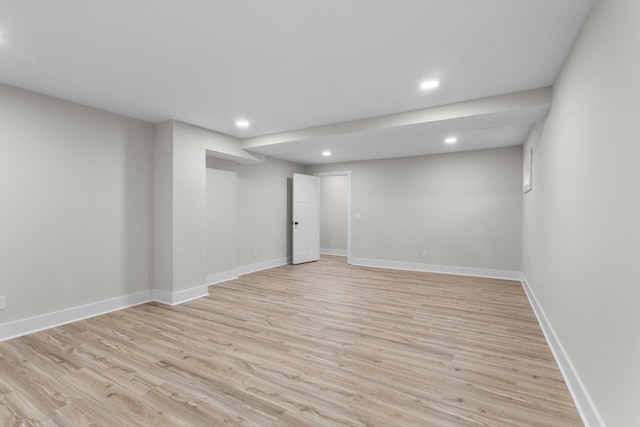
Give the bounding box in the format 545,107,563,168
445,137,458,144
420,80,439,90
235,120,250,128
322,151,332,157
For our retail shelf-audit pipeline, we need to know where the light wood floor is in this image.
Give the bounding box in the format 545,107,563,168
0,256,582,426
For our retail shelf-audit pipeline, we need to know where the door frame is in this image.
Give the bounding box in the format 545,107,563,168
313,170,352,265
292,173,321,264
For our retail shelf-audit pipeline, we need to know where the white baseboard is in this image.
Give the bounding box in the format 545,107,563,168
0,290,153,342
206,270,239,286
153,284,209,306
0,257,294,342
520,274,604,427
234,257,290,276
1,256,602,427
159,257,291,302
349,258,602,425
0,285,210,341
205,257,291,286
206,258,291,286
320,248,348,256
350,257,522,281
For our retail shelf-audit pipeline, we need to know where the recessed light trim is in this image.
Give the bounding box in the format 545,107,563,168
235,120,250,128
445,137,458,144
322,151,332,157
420,80,439,90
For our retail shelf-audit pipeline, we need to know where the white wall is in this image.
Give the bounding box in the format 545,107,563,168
171,122,209,292
0,83,154,324
234,157,305,267
205,167,237,276
153,121,173,293
205,156,304,278
320,175,348,254
307,146,523,272
522,0,640,424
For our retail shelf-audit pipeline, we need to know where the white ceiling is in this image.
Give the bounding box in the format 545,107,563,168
0,0,594,165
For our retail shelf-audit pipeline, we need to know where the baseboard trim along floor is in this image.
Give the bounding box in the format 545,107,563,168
0,256,603,427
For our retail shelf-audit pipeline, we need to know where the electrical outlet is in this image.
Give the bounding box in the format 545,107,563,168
0,296,5,310
422,250,429,258
254,249,259,257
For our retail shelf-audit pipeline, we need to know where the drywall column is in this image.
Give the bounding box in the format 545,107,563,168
153,120,262,302
171,125,208,294
153,121,174,295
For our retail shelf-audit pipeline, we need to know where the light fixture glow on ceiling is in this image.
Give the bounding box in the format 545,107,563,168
445,137,458,144
322,151,332,156
235,120,250,128
420,80,439,90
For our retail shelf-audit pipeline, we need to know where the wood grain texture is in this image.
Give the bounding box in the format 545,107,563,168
0,256,582,426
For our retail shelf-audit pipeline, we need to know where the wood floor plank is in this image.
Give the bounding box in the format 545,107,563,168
0,256,582,426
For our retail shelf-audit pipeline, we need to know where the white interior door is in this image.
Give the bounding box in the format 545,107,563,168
292,173,320,264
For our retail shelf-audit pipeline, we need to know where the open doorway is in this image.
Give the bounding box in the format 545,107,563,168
314,171,352,264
